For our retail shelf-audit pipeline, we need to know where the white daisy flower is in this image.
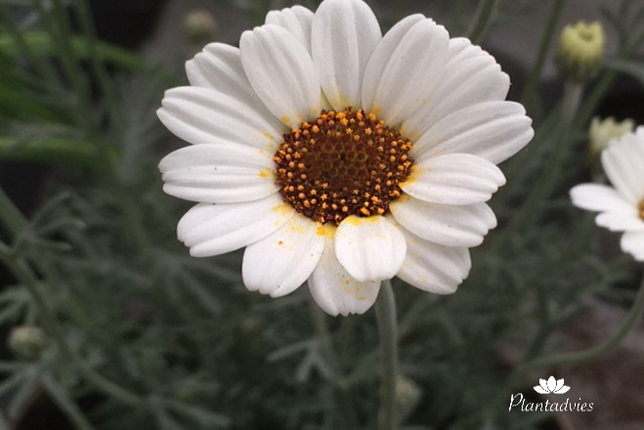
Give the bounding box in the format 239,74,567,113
571,126,644,261
158,0,534,316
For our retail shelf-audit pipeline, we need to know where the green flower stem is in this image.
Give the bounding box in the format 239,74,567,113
466,0,499,44
310,302,358,429
375,280,398,430
311,302,340,372
0,243,142,407
520,272,644,371
572,18,644,131
494,83,583,251
520,0,565,111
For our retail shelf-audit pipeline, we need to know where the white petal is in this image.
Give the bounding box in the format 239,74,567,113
157,86,283,149
242,215,324,297
159,143,277,204
185,43,273,118
311,0,381,110
396,226,471,294
402,39,511,141
240,25,322,128
308,227,381,316
401,153,506,205
621,231,644,261
596,212,644,232
602,135,644,204
362,17,449,126
177,195,295,257
334,216,406,282
390,196,496,247
265,6,314,53
410,101,534,165
570,183,636,215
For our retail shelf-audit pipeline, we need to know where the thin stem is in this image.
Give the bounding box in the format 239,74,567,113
309,301,358,430
466,0,499,44
494,83,583,251
310,302,340,372
519,272,644,371
375,280,398,430
520,0,565,112
0,243,142,407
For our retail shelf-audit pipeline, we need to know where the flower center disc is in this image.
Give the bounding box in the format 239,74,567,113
273,107,413,225
640,200,644,220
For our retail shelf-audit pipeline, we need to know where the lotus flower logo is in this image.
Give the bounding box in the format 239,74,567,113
533,376,570,394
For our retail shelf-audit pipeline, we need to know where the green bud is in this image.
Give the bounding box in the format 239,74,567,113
8,325,47,360
556,21,605,83
183,9,218,47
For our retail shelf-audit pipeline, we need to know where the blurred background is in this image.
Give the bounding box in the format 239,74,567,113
1,0,644,429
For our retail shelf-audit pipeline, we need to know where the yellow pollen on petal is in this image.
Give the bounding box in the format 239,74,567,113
258,169,270,178
273,107,414,225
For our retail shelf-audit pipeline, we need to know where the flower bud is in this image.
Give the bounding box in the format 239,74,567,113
589,116,636,156
395,375,422,420
183,9,218,47
556,21,605,83
8,326,47,360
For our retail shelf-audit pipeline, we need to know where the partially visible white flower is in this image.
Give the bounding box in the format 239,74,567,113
533,376,570,394
589,116,635,156
571,126,644,261
158,0,534,316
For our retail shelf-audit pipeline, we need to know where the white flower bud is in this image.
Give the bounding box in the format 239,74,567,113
556,21,605,83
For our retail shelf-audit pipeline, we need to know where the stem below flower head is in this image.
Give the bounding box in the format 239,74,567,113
375,280,398,430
